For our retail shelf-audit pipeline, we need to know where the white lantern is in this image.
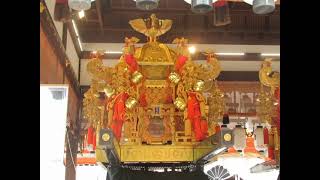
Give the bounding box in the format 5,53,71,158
68,0,91,11
191,0,213,14
254,126,267,152
135,0,159,11
233,125,246,152
252,0,275,14
221,125,234,147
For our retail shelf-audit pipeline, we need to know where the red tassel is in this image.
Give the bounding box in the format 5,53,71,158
268,147,275,159
92,131,96,150
187,92,206,141
263,127,269,145
111,93,129,140
124,54,138,72
215,125,221,133
87,127,94,145
175,55,188,72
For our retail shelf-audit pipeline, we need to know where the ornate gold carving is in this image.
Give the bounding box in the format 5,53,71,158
84,15,230,163
259,59,280,93
40,2,45,13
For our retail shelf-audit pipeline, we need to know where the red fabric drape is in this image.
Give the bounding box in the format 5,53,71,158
124,54,138,73
175,55,188,72
263,127,269,145
111,93,129,140
87,127,94,145
187,92,207,141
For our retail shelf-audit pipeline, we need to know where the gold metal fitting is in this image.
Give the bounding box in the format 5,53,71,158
174,97,186,111
168,72,181,84
193,80,205,92
103,85,115,98
125,97,138,109
102,133,110,142
224,133,232,142
131,71,143,84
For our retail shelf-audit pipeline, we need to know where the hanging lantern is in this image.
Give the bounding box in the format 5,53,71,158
168,72,181,84
131,71,143,84
174,97,187,111
222,114,229,124
213,0,231,26
253,0,275,15
193,80,205,92
254,126,267,152
135,0,159,11
233,125,246,152
125,97,138,110
191,0,213,14
68,0,91,11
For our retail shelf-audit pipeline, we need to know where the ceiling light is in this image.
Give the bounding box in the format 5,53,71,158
78,10,85,19
184,0,218,4
215,52,245,56
68,0,91,11
135,0,159,11
188,46,196,54
191,0,214,14
261,53,280,57
105,51,122,54
243,0,277,5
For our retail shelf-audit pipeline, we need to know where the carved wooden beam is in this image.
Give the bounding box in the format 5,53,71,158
40,1,81,98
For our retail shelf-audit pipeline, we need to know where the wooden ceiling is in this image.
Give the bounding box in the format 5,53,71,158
76,0,280,45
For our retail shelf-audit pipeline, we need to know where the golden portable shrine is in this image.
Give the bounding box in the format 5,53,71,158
82,14,280,171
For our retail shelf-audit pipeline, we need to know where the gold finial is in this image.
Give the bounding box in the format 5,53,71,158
129,14,172,42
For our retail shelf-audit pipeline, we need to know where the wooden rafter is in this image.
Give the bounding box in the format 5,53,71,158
95,0,104,35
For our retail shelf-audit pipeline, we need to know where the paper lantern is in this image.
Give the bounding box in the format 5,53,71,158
254,126,267,152
191,0,213,14
136,0,159,11
253,0,275,15
222,114,229,124
233,125,246,151
221,125,234,147
68,0,91,11
213,0,231,26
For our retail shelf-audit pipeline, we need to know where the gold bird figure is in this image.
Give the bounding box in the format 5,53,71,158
129,14,172,42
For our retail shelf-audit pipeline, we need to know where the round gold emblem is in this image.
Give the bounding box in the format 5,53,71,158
224,133,232,141
102,133,110,142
